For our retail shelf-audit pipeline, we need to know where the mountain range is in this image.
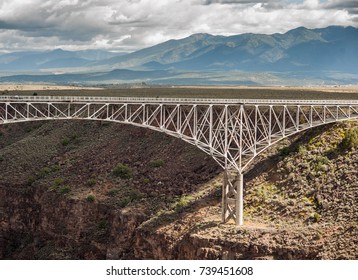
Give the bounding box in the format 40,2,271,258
0,49,124,71
0,25,357,85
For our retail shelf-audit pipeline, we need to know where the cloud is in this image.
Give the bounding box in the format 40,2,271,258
0,0,356,52
325,0,358,14
202,0,272,4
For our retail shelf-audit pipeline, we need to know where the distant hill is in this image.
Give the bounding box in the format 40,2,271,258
0,69,174,84
99,26,358,73
0,26,357,85
0,49,125,71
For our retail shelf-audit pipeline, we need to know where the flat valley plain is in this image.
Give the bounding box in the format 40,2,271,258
1,85,358,100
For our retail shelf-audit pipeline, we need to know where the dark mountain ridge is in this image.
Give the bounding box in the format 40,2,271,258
0,26,357,85
93,26,357,73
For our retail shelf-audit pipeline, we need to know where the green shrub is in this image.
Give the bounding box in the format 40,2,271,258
128,189,144,201
61,134,79,146
114,189,143,208
149,159,165,168
279,147,291,156
313,213,321,222
53,177,65,186
298,145,307,155
107,188,120,197
38,167,51,178
86,195,96,202
50,178,71,194
341,127,358,149
61,138,71,146
118,197,131,208
51,164,61,172
86,179,97,187
112,164,132,179
58,185,71,194
96,219,108,230
314,156,330,172
174,196,193,212
27,176,36,186
316,156,329,164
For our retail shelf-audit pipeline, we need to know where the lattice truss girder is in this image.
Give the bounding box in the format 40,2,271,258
1,101,358,173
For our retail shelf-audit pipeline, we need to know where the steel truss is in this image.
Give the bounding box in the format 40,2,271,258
1,96,357,225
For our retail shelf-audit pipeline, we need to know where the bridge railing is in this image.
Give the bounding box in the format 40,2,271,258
0,95,357,105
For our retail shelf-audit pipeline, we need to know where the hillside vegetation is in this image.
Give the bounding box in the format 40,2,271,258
0,118,357,259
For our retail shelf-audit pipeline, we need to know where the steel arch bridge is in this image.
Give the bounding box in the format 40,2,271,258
1,96,357,226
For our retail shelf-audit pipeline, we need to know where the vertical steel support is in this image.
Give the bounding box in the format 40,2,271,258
239,105,243,173
221,170,229,223
124,104,128,122
254,105,257,155
193,105,197,140
282,105,286,136
269,105,272,144
237,105,244,226
222,105,229,223
142,104,146,124
160,104,163,128
221,171,244,226
209,105,213,151
177,105,181,133
224,105,228,167
221,105,245,226
296,105,300,131
176,105,180,132
47,103,51,118
235,173,244,226
5,103,8,120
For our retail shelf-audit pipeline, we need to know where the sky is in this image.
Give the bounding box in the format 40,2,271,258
0,0,357,52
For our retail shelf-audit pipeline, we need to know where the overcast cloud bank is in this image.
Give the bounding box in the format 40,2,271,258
0,0,357,51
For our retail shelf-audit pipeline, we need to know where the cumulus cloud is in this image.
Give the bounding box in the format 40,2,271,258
0,0,356,51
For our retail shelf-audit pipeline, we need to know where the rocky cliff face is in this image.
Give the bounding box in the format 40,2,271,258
0,121,220,259
0,120,357,259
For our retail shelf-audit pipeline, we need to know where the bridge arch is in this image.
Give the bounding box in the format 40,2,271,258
1,96,357,226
